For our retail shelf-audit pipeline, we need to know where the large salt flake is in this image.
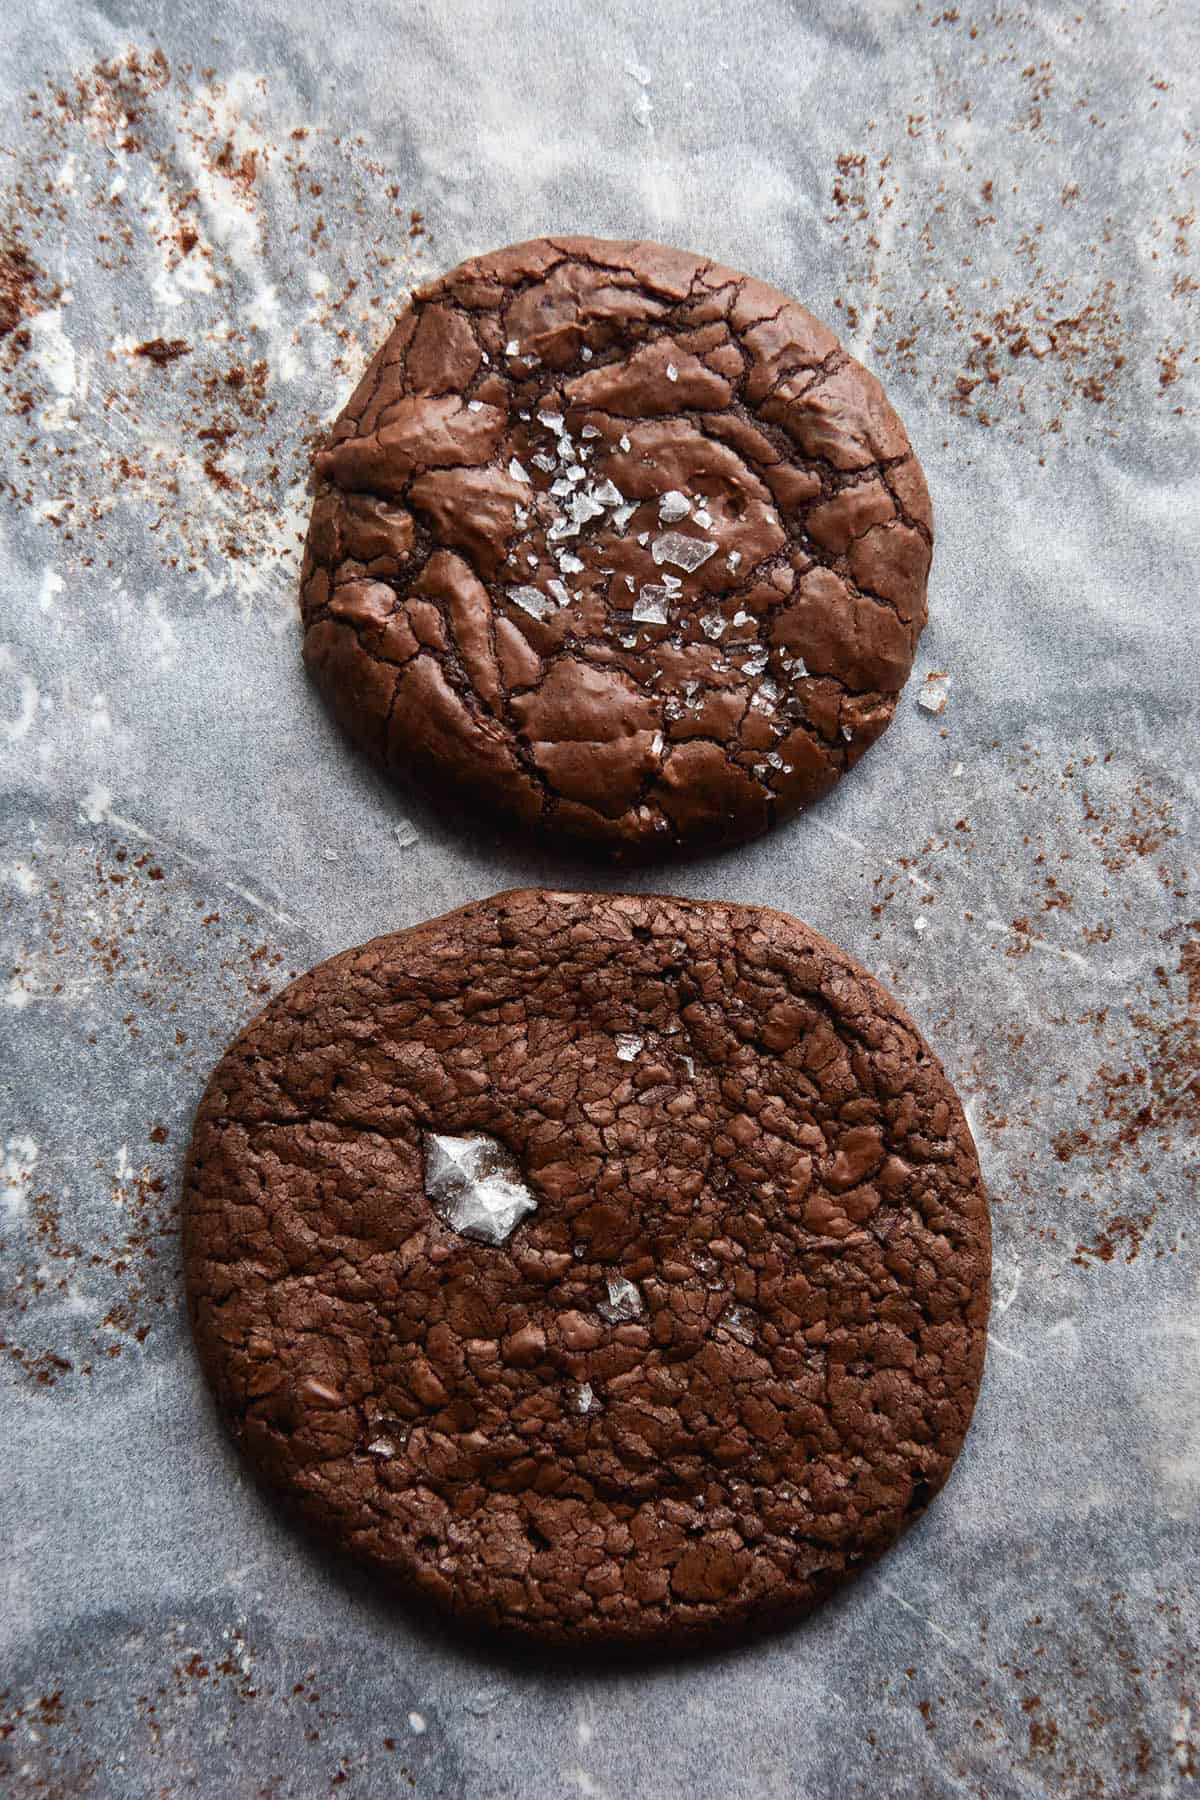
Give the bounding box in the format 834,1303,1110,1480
508,584,556,621
424,1131,538,1246
652,531,719,572
598,1275,644,1323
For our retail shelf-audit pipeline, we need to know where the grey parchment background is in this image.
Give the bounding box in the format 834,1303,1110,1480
1,1,1197,1795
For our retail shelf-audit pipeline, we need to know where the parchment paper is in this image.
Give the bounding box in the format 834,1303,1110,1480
1,1,1197,1794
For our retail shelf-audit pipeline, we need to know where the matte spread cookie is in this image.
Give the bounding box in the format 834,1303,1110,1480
300,237,933,856
184,890,989,1648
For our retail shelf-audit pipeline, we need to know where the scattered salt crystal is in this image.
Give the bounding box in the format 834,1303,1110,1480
666,363,678,382
841,724,853,741
732,610,753,626
620,633,637,647
651,731,664,754
581,423,600,437
505,340,519,355
599,1275,644,1323
751,679,780,711
532,453,557,473
632,588,670,624
680,1054,695,1077
914,916,929,933
557,551,585,575
581,346,594,362
593,479,625,508
700,612,727,639
508,584,555,620
721,1304,756,1344
625,575,635,591
637,531,650,547
727,550,742,572
952,761,964,777
653,532,718,571
409,1713,426,1735
393,818,418,849
918,672,953,715
467,399,483,412
514,504,529,525
508,458,530,483
615,1033,643,1061
526,554,538,568
547,578,572,607
550,477,573,498
619,433,632,452
658,490,691,523
573,1382,596,1413
742,648,768,677
693,507,713,528
424,1131,538,1245
567,464,587,484
538,410,565,433
367,1437,396,1458
765,753,785,770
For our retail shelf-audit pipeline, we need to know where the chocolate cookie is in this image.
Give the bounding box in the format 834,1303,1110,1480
184,890,989,1648
300,237,933,856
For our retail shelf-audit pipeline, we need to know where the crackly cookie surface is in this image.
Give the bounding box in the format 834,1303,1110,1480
299,237,933,855
184,890,989,1648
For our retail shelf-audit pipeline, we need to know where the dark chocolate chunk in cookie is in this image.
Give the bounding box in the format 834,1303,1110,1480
300,237,934,856
184,890,989,1648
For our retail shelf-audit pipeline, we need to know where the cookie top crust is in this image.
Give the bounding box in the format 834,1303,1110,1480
300,237,933,856
184,889,989,1647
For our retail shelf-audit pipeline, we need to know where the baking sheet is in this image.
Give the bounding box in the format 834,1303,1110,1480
1,1,1197,1794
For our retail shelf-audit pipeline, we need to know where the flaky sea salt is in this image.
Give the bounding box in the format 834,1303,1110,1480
693,507,714,528
666,362,678,382
505,340,519,355
423,1131,538,1245
538,410,565,433
599,1276,644,1323
619,433,632,452
581,422,600,437
632,587,670,624
615,1033,643,1060
573,1381,596,1412
727,550,742,572
508,583,555,620
742,648,769,677
557,550,584,575
547,578,572,607
508,458,530,483
918,672,953,715
532,453,556,473
651,731,664,754
467,399,483,412
652,531,718,572
721,1304,756,1344
700,611,727,639
658,490,691,523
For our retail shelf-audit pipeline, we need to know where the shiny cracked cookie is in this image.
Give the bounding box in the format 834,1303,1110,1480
184,889,989,1647
300,237,934,856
